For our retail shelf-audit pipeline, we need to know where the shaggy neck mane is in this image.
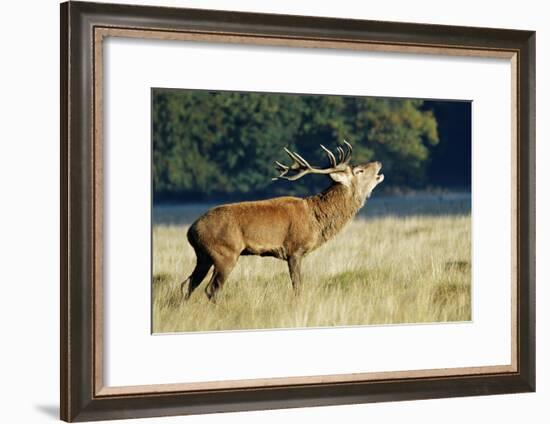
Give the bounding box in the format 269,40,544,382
306,182,365,244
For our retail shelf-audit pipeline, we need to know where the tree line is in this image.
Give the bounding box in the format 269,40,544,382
153,89,470,201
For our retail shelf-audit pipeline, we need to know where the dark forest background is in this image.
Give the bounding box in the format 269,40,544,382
152,89,471,202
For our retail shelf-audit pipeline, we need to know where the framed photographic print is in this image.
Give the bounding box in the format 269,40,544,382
60,1,536,422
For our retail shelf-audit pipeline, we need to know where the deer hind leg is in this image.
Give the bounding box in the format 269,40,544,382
205,253,238,303
181,252,212,301
287,255,303,294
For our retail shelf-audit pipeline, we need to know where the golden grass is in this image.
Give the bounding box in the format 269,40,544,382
152,215,471,333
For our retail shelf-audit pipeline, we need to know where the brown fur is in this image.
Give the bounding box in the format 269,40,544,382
181,161,384,301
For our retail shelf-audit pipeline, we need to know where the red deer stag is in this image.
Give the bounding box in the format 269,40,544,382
181,141,384,301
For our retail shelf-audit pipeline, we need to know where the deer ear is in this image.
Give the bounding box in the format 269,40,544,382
329,170,352,186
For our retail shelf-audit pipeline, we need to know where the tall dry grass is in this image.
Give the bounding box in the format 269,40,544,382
152,211,470,333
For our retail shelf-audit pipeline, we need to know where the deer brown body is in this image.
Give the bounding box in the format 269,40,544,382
182,142,384,301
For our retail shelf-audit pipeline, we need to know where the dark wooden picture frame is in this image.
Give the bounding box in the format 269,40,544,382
60,1,535,421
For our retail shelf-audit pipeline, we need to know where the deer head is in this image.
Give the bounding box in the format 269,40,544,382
273,141,384,204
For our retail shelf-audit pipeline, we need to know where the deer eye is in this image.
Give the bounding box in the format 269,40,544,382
354,168,364,175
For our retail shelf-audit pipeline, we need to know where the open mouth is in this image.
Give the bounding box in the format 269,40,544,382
376,162,383,182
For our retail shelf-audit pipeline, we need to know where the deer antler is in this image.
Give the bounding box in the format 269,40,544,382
273,140,353,181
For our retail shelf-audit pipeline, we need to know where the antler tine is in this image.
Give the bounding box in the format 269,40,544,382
292,151,313,169
274,160,288,171
320,144,337,167
336,146,345,163
342,140,353,163
284,147,312,169
282,147,300,169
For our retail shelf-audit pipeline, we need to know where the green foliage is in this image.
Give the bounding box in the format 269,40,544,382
152,90,440,199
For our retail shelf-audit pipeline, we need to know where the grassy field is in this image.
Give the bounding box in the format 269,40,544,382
152,195,471,333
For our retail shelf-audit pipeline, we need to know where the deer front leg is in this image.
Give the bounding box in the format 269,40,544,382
287,255,303,294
